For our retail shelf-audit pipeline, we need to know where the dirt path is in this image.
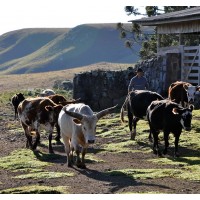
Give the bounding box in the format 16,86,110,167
0,105,200,194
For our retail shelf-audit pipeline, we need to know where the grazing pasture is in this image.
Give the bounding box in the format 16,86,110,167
0,91,200,194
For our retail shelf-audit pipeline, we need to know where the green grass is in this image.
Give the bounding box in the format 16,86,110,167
14,172,74,180
0,185,69,194
106,167,200,182
106,168,182,180
0,149,51,171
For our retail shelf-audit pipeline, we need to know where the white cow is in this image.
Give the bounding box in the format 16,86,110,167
58,103,117,168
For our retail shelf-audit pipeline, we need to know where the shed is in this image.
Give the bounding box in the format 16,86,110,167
129,7,200,85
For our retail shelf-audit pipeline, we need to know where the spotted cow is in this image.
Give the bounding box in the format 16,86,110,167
18,97,63,153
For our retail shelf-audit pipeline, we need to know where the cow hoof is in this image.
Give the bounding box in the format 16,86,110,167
77,162,86,169
130,136,135,140
49,149,54,154
163,149,167,155
67,163,73,168
174,153,180,158
153,149,157,155
149,137,153,143
55,140,63,145
130,132,136,140
78,164,86,169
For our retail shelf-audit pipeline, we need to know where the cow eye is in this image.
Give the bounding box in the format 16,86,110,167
83,126,86,131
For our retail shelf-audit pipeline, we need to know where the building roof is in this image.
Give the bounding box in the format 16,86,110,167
129,7,200,26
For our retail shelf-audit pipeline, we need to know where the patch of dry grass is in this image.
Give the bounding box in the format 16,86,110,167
0,62,130,92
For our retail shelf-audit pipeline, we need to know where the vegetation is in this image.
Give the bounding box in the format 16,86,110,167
0,24,136,74
118,6,200,60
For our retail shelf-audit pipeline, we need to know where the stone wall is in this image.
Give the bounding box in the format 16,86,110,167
73,56,167,111
73,55,199,110
73,68,135,110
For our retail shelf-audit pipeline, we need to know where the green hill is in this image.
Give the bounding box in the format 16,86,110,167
0,24,141,74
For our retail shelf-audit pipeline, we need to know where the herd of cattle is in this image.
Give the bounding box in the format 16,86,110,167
10,81,200,168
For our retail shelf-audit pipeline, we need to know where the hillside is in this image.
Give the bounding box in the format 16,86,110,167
0,24,140,74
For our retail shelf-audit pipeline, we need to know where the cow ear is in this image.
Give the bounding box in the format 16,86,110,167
189,104,194,111
183,84,188,90
73,119,82,125
172,108,179,115
196,86,200,91
45,106,54,111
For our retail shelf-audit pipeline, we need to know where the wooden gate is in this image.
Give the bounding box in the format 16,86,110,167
182,45,200,85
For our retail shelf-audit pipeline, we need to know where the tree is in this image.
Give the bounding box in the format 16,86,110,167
118,6,198,60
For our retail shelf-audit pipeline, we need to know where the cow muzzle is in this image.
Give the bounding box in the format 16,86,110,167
88,140,95,144
184,127,191,131
188,99,194,104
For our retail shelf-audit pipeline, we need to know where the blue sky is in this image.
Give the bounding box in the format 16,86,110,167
0,0,198,36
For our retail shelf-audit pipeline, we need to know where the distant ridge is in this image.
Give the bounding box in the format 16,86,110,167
0,24,141,74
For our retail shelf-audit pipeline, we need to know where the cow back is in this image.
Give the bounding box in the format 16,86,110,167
128,90,164,119
147,100,185,131
168,81,190,103
48,94,67,104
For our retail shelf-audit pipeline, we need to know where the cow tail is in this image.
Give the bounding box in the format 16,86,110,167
120,106,125,123
120,97,128,123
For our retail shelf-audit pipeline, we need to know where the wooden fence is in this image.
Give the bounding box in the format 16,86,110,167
181,45,200,85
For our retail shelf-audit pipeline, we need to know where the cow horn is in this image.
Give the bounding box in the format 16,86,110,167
64,108,83,121
96,105,118,120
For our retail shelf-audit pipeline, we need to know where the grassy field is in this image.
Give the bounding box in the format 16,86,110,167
0,65,200,193
0,100,200,193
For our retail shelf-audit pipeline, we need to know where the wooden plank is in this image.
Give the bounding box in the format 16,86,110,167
183,60,199,64
184,46,199,51
187,80,199,84
188,73,199,78
183,53,199,57
183,66,200,70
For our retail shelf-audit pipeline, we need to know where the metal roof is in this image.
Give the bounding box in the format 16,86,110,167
129,7,200,26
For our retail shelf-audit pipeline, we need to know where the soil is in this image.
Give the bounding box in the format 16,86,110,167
0,104,200,194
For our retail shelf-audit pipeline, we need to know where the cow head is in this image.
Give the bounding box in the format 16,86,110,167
45,105,63,123
183,84,200,103
172,104,194,131
17,93,25,101
64,105,117,145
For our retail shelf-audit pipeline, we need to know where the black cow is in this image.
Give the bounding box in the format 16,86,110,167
120,90,164,140
11,93,25,119
147,99,194,157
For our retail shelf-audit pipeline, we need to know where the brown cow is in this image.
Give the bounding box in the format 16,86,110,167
47,94,81,143
18,97,63,153
168,81,200,107
48,94,81,106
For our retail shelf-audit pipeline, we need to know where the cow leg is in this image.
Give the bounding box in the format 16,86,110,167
48,130,54,153
148,131,153,142
70,146,74,164
128,109,133,134
32,130,40,151
75,147,82,168
62,135,72,167
152,130,161,156
14,106,17,120
127,108,135,140
21,122,33,149
32,121,41,151
174,134,180,157
80,147,87,169
55,123,62,144
44,124,54,153
163,131,170,155
132,117,139,140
